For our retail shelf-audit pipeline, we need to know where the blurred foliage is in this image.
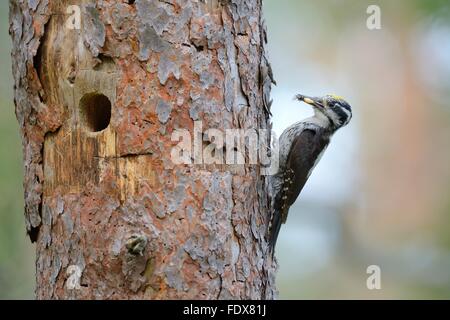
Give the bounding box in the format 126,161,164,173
0,2,35,299
413,0,450,18
265,0,450,299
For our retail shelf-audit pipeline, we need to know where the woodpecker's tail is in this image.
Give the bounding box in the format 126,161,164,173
269,208,282,255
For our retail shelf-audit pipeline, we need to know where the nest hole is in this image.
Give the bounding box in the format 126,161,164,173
80,93,111,132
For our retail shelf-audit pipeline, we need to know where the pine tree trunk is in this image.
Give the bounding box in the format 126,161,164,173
10,0,276,299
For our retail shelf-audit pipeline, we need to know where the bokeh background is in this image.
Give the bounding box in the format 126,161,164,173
1,0,450,299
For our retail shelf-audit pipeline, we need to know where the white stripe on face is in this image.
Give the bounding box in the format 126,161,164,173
341,107,352,126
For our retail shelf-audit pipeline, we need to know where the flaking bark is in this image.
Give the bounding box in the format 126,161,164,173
10,0,277,299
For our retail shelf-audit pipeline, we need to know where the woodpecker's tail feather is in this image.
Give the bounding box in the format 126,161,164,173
269,209,282,255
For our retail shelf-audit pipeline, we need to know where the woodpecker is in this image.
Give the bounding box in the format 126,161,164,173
269,94,352,252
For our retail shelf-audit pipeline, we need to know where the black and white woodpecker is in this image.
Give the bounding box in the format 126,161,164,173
269,94,353,252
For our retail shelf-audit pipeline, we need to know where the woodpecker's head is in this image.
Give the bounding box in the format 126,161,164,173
296,94,352,129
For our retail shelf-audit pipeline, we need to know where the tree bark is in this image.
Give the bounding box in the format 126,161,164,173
10,0,276,299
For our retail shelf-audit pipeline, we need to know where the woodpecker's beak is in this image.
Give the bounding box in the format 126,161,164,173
295,94,324,109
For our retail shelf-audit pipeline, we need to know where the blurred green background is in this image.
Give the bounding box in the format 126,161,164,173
265,0,450,299
0,2,35,299
1,0,450,299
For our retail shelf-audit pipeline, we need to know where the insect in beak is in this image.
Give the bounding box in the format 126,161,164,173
295,94,324,109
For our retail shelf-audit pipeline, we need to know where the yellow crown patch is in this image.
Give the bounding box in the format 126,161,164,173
328,94,345,101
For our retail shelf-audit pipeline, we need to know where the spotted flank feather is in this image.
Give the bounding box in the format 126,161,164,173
281,168,295,223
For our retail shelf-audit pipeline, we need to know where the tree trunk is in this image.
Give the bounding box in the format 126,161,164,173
10,0,276,299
